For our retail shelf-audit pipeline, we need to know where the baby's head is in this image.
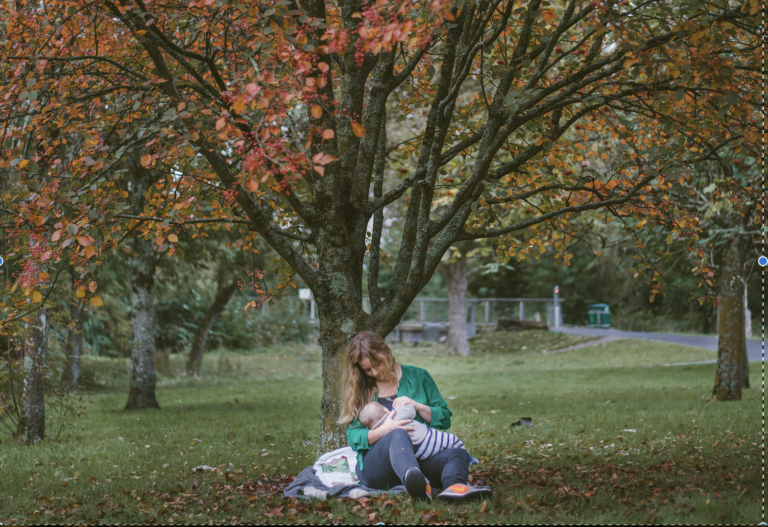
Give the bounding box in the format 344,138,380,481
360,401,389,429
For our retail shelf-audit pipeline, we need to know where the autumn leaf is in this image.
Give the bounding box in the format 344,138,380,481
84,246,96,259
31,215,46,226
76,287,86,299
743,130,758,143
140,155,153,167
322,128,334,139
352,122,365,138
32,291,43,303
216,118,226,131
311,105,323,119
89,281,98,293
313,165,325,177
90,296,104,307
312,152,338,166
76,236,93,246
19,159,29,169
168,234,178,243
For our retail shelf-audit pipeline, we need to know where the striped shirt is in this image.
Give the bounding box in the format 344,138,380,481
414,428,466,460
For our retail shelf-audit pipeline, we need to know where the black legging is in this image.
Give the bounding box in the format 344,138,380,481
356,429,471,491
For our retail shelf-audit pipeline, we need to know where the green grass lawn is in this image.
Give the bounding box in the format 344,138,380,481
1,333,762,524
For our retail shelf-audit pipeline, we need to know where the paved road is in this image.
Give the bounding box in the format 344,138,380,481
553,326,765,362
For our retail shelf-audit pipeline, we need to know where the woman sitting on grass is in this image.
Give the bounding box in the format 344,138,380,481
338,331,492,502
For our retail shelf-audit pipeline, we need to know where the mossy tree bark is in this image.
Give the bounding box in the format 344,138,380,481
712,241,746,401
18,308,47,444
125,156,161,410
187,265,239,375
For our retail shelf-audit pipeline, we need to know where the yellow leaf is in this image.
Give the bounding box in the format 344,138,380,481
89,281,97,293
168,234,178,243
183,146,195,157
32,291,43,303
352,123,365,138
636,220,647,229
84,245,96,259
76,287,86,299
90,296,104,307
19,159,29,169
140,155,153,167
311,105,323,119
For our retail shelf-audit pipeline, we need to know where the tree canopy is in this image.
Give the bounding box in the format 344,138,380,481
1,0,761,448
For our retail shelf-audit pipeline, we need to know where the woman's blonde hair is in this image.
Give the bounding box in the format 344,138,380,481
337,331,398,428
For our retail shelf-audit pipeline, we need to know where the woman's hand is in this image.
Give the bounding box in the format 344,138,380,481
393,396,432,424
367,410,415,445
392,396,420,410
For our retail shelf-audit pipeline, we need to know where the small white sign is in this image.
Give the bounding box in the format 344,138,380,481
299,288,313,300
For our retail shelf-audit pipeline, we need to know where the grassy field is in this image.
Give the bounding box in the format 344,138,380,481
0,332,763,524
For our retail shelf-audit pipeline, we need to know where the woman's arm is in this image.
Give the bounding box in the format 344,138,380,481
392,399,433,424
367,412,416,445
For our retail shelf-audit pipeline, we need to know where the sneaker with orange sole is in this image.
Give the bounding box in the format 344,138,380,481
403,467,432,501
437,483,492,501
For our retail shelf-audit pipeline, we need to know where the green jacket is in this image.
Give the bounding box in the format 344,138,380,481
345,364,452,470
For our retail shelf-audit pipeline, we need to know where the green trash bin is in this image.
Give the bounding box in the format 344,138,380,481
587,303,611,329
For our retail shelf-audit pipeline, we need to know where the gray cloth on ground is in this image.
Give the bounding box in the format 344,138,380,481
283,467,405,499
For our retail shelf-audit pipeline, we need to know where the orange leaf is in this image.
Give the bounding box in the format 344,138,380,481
168,234,178,243
352,123,365,138
84,246,96,259
90,296,103,307
51,230,62,242
140,155,153,167
76,236,93,246
88,281,97,293
744,130,758,143
313,165,325,177
311,105,323,119
312,153,338,166
322,129,335,139
216,118,226,131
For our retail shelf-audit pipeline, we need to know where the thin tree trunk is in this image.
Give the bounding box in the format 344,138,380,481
125,160,160,410
18,308,47,444
741,283,749,388
187,267,239,375
63,289,84,386
439,257,470,356
713,242,744,401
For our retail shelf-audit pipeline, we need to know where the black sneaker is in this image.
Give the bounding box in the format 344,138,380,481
437,483,493,501
403,467,432,501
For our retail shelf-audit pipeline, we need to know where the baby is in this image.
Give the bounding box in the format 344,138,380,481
359,401,466,460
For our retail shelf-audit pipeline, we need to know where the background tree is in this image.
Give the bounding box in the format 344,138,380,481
1,0,761,450
17,308,47,444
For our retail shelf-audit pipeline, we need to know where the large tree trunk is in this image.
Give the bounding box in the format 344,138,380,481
712,242,745,401
439,257,470,356
17,308,47,444
187,266,239,375
62,288,84,386
315,242,369,453
125,162,160,410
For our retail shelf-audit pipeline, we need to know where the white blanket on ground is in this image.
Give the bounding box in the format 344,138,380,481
312,446,360,487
